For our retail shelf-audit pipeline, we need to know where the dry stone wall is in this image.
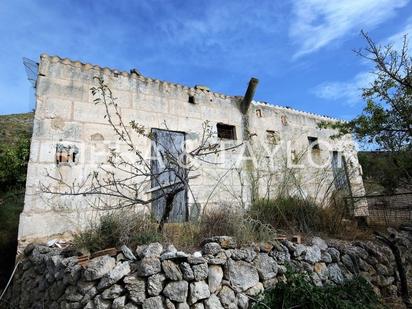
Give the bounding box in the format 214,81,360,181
4,232,411,308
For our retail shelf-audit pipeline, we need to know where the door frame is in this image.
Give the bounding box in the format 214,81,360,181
150,128,188,222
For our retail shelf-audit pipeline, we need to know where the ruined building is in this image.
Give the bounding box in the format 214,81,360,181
18,54,368,246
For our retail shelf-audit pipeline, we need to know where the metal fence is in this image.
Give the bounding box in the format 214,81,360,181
348,192,412,226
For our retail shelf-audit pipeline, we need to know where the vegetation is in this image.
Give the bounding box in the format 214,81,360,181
0,112,32,288
199,206,277,245
320,32,411,151
0,112,33,145
73,195,367,254
73,212,163,254
249,197,322,234
253,271,383,309
0,136,30,189
358,151,412,194
319,32,412,193
0,190,25,288
73,206,278,253
0,115,31,251
0,112,32,189
249,196,351,237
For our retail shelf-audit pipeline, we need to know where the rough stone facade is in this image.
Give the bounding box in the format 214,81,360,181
19,54,367,246
4,232,411,308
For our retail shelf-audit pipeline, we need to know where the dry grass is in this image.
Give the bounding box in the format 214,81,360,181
73,195,378,254
73,211,162,254
249,196,375,241
249,197,324,234
73,206,279,253
163,223,202,252
199,206,277,245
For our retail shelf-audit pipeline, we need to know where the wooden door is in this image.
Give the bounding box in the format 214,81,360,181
151,129,187,222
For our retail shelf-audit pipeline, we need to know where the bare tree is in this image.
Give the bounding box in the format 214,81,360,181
319,31,412,193
41,77,242,232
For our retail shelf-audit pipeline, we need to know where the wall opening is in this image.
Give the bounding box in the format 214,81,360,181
188,95,195,104
332,151,347,189
56,144,79,165
256,109,262,118
266,130,280,145
217,123,236,140
307,136,320,150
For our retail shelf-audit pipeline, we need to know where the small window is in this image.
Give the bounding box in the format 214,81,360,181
256,109,262,118
188,95,195,104
217,123,236,140
307,136,320,150
56,144,79,165
266,130,280,145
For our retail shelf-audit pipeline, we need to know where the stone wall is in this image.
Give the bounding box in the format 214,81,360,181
4,232,411,308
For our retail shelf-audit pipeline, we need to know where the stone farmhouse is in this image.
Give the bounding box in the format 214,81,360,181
18,54,368,247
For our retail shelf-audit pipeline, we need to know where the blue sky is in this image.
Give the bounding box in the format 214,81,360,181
0,0,411,119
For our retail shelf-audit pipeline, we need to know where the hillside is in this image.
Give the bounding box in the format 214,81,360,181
0,112,34,144
358,150,412,194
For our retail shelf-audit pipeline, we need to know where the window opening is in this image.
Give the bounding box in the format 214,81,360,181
217,123,236,140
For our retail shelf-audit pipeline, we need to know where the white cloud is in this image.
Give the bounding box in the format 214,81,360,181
157,2,284,49
312,72,374,106
312,18,412,106
289,0,409,58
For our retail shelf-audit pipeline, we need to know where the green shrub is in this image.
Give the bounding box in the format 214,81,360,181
254,271,383,309
0,123,30,287
73,211,163,253
358,150,412,194
0,136,30,190
0,190,24,246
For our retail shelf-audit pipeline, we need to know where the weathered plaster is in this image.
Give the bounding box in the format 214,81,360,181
18,54,368,245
